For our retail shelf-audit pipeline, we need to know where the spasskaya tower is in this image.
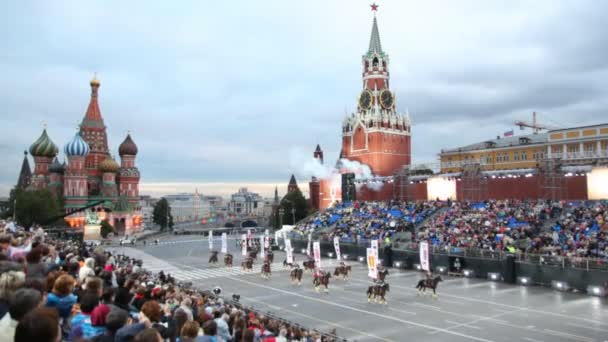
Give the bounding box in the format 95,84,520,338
341,3,411,176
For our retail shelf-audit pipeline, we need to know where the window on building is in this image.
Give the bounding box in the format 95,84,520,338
521,151,527,160
567,144,578,153
602,141,608,151
514,152,520,161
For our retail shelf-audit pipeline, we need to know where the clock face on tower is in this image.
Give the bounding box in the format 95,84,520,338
380,89,393,109
359,90,372,111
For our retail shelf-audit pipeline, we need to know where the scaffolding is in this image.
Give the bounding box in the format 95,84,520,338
458,163,487,201
539,159,567,200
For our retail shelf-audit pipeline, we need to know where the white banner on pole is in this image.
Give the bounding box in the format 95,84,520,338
241,234,247,256
264,236,270,249
285,239,293,264
221,233,227,254
313,241,321,269
333,236,341,261
247,229,252,247
371,239,378,252
307,233,312,256
367,248,378,278
265,229,269,236
274,231,281,246
208,230,213,250
260,235,265,254
420,241,430,271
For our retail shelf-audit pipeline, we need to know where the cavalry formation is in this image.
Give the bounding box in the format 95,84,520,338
204,240,443,305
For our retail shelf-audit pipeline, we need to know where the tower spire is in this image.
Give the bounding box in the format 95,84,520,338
16,150,32,190
368,4,383,56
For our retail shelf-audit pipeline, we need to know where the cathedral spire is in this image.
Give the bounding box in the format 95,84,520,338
81,75,105,128
367,6,383,56
16,150,32,190
273,186,279,204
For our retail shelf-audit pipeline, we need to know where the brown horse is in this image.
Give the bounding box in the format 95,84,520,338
208,251,218,264
333,265,352,280
248,248,259,260
303,259,315,272
313,272,331,293
265,251,274,264
367,283,390,304
377,268,389,281
261,262,272,279
224,254,233,267
416,276,443,298
290,267,303,286
241,257,253,271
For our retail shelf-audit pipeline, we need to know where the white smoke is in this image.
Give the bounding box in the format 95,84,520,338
288,149,384,192
288,149,333,179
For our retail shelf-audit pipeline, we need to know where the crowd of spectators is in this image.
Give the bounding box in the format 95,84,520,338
293,200,443,243
293,199,608,260
0,219,338,342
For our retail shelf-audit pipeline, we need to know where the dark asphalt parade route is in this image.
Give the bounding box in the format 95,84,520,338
111,236,608,342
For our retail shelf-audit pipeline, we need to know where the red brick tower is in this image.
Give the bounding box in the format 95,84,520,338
117,133,140,206
80,76,110,195
341,5,411,176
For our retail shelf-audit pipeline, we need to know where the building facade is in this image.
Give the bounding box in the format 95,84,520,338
167,190,211,223
341,12,411,177
24,77,142,234
228,188,264,216
440,124,608,173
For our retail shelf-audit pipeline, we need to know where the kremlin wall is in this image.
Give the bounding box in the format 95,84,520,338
308,14,608,210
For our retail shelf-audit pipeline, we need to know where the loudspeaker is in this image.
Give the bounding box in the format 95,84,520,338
502,255,516,284
341,173,356,202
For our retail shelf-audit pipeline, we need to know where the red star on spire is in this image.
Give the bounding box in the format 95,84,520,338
370,3,379,12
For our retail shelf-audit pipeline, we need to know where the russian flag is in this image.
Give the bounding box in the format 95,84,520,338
504,130,514,137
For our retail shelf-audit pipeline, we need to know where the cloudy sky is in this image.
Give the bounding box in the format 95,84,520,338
1,0,607,198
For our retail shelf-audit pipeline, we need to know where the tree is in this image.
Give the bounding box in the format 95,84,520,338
153,198,174,231
280,189,309,225
100,220,114,238
14,189,61,227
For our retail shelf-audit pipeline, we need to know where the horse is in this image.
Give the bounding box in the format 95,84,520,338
313,272,331,293
208,250,219,264
416,276,443,298
261,262,272,279
241,257,253,272
248,248,259,260
224,253,233,267
290,267,303,286
303,259,315,272
378,268,389,281
265,251,274,263
333,265,352,280
367,283,390,304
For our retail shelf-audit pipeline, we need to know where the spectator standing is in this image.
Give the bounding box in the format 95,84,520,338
46,274,78,320
0,288,43,341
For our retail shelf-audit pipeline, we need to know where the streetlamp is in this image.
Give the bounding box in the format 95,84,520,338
279,208,284,228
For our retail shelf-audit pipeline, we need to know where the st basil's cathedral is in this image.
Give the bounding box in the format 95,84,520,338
17,77,142,235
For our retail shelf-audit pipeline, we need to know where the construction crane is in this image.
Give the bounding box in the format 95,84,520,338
515,112,550,134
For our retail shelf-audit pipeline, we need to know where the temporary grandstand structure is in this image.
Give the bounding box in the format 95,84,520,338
538,159,567,200
458,163,488,201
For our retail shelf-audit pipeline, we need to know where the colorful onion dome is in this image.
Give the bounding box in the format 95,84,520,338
29,129,59,158
64,132,90,157
118,133,138,156
49,157,65,173
99,156,119,173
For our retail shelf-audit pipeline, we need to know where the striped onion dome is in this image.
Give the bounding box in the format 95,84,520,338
99,156,119,173
64,132,90,157
29,129,59,158
49,157,65,173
